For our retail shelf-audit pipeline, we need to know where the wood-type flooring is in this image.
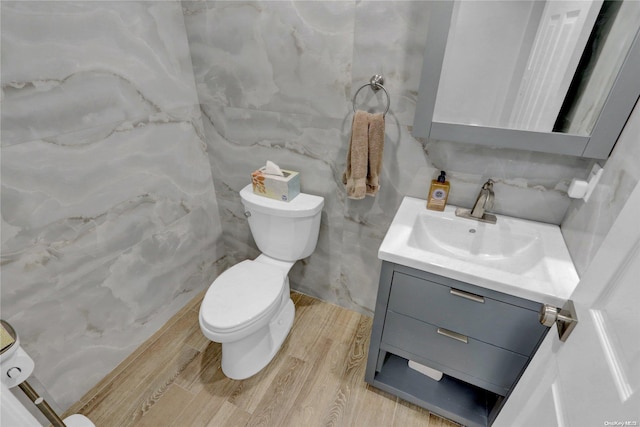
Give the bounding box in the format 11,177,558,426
64,291,460,427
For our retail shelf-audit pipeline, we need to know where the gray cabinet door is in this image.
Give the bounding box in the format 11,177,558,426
381,311,529,396
388,272,546,356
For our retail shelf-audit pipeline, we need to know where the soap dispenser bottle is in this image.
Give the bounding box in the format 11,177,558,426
427,171,450,211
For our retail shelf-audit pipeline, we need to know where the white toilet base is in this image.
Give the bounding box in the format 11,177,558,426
220,295,295,380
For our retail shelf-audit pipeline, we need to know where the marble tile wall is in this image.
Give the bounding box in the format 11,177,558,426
1,1,224,411
561,101,640,276
183,1,594,316
4,1,631,413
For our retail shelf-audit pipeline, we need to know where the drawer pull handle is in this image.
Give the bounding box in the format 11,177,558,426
450,288,485,303
437,327,468,344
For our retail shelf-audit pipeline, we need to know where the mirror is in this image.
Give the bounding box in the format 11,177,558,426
414,0,640,159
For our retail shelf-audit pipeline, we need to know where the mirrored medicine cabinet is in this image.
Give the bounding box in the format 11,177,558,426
413,0,640,159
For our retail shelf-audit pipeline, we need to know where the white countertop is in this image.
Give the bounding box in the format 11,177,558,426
378,197,580,306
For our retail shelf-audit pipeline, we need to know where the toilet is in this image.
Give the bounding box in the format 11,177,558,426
199,183,324,380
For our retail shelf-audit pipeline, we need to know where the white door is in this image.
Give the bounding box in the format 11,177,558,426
510,0,603,132
494,183,640,426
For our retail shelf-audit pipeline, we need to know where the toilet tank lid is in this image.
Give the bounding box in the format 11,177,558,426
240,184,324,218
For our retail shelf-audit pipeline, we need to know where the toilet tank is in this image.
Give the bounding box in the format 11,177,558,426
239,184,324,262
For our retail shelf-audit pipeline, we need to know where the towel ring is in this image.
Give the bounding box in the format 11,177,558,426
352,74,391,116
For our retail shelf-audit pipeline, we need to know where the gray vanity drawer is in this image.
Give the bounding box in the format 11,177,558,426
381,311,528,396
388,272,546,356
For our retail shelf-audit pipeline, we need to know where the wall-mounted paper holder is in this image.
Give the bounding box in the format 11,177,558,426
567,163,603,202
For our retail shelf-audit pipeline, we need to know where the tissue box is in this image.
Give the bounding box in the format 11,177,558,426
251,167,300,202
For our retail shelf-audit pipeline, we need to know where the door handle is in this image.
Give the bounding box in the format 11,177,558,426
539,300,578,342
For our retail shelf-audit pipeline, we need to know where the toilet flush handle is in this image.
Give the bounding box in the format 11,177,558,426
244,211,251,218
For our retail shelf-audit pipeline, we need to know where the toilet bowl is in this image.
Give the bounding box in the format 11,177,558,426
199,255,295,379
200,184,324,379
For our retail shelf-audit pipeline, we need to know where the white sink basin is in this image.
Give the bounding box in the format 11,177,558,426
379,197,579,305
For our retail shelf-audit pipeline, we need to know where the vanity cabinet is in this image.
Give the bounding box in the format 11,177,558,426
365,261,548,427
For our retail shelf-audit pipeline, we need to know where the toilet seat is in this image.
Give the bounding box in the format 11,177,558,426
200,260,287,334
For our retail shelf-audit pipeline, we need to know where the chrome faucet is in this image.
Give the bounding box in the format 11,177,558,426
455,179,497,224
470,179,494,219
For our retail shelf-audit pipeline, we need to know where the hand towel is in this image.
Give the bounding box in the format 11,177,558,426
343,110,370,199
342,110,386,199
366,112,385,197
